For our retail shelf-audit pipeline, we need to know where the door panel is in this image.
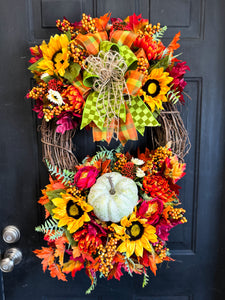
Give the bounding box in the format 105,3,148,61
1,0,225,299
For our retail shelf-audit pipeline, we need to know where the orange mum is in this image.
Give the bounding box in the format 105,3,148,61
143,174,176,202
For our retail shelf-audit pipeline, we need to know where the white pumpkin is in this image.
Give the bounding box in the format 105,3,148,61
88,172,138,223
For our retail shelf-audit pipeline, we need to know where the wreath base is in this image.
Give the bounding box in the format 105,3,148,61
40,120,78,171
150,102,191,162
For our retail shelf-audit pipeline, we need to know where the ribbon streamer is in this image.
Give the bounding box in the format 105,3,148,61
82,50,130,139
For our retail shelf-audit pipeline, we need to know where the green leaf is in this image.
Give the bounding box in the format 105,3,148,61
41,75,54,83
44,201,56,215
150,55,170,71
65,30,71,41
46,189,66,201
63,62,81,83
64,228,77,247
28,58,43,72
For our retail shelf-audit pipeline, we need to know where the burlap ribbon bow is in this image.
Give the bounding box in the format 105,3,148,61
73,31,160,144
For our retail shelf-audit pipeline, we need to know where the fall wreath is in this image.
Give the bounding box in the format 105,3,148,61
27,13,190,293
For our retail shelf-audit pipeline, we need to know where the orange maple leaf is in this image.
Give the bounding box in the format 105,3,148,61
38,176,66,206
48,263,67,281
94,12,111,31
62,260,83,277
149,255,157,276
137,148,150,162
54,236,68,266
167,32,180,53
33,247,55,272
45,208,50,219
38,192,50,205
101,159,111,174
93,160,102,170
72,246,81,258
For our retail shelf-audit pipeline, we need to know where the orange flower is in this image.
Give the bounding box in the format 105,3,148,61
73,229,102,255
62,86,85,115
133,35,165,61
143,174,176,202
164,156,186,183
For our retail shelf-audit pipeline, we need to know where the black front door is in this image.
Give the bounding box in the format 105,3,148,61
1,0,225,299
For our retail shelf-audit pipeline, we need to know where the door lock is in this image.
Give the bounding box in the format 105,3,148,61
0,248,22,273
2,225,20,243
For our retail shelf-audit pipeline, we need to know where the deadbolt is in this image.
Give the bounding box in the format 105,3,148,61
2,226,20,243
0,248,22,273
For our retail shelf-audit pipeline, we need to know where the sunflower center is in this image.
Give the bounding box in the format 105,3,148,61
52,50,62,62
148,82,157,94
66,200,83,219
143,79,160,97
126,221,144,241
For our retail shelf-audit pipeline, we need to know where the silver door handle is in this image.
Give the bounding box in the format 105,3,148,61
0,248,22,272
2,225,20,243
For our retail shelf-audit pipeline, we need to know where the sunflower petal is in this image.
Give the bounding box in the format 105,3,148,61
134,239,143,257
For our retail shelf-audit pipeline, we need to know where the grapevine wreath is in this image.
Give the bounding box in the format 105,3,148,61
27,13,190,293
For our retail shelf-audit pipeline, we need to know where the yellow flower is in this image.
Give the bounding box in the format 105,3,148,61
139,67,173,112
38,34,70,76
52,193,93,233
111,212,157,258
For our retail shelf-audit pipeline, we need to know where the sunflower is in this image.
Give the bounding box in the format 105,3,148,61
111,212,157,258
38,34,70,76
139,67,173,112
52,193,93,233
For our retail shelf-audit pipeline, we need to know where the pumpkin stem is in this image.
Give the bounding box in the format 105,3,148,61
107,176,116,195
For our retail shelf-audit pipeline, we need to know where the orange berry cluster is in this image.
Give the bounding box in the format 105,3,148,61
145,23,161,35
43,102,74,122
159,247,169,260
66,186,86,200
154,241,169,260
56,18,77,39
137,23,161,38
113,153,127,172
81,13,96,33
137,57,149,77
98,235,118,277
168,208,187,223
29,82,47,100
69,40,88,66
154,241,164,253
147,146,172,174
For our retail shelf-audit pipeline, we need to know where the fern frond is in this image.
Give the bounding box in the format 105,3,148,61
123,254,133,277
90,146,115,164
45,160,75,185
35,218,64,240
115,144,124,153
152,25,167,41
85,276,97,294
48,230,64,240
142,271,150,288
167,87,181,104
